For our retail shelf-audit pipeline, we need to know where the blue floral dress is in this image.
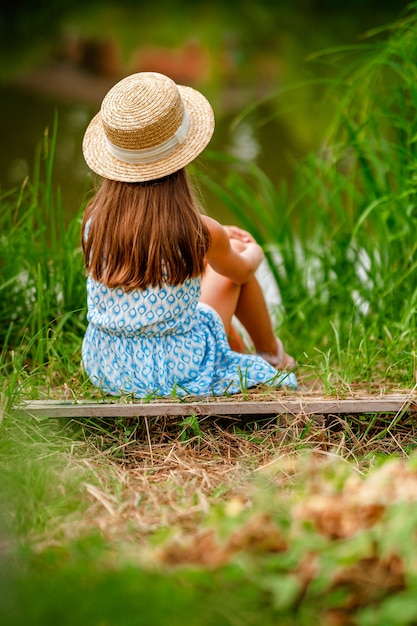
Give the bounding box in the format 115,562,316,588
82,275,297,397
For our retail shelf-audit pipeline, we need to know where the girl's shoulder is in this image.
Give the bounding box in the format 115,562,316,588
201,215,224,238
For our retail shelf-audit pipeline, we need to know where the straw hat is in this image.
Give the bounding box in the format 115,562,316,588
82,72,215,182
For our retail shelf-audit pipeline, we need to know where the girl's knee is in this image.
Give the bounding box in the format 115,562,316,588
230,239,246,253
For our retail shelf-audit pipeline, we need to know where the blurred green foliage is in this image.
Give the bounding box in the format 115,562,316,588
0,0,409,57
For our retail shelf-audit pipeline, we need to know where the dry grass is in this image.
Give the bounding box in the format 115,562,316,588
26,402,417,558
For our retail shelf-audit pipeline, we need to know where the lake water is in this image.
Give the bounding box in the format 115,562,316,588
0,1,408,223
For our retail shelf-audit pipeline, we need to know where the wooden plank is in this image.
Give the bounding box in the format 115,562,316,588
12,394,417,419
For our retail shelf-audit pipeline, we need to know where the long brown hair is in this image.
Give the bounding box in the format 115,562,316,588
82,169,211,290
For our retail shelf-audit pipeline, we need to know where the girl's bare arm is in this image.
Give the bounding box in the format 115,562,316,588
202,216,264,284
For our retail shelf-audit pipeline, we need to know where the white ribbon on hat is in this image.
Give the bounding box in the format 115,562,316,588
105,106,190,164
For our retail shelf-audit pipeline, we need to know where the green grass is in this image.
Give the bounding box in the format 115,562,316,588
0,115,89,408
203,5,417,391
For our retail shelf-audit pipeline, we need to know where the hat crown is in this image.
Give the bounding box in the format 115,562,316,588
82,71,215,182
101,73,185,151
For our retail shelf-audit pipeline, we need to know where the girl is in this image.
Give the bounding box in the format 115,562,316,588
81,72,297,397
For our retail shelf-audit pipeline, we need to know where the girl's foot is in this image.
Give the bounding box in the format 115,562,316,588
256,337,297,370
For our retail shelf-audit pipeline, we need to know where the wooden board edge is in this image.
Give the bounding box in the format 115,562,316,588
11,395,417,419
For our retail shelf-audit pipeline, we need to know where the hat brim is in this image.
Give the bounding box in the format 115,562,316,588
82,85,215,182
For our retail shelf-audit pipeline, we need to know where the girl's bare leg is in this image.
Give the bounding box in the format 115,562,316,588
200,263,278,355
227,322,247,353
199,264,244,345
234,274,278,354
200,235,296,366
